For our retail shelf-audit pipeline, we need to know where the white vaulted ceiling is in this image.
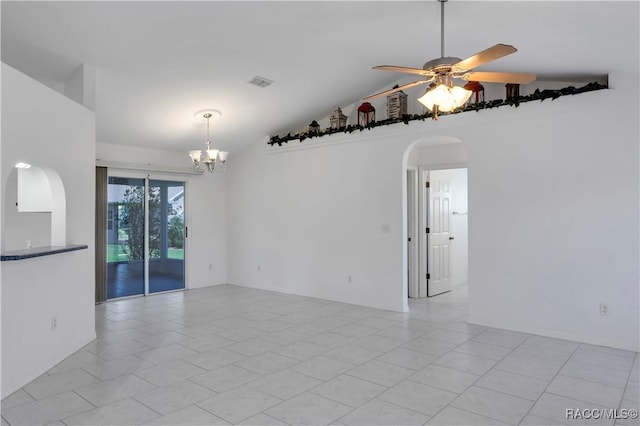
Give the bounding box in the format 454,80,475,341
2,1,638,154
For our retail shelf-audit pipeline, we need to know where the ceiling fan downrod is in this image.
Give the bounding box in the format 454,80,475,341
439,0,447,58
420,0,459,75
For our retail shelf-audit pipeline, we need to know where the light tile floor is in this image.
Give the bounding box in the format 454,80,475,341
2,284,639,425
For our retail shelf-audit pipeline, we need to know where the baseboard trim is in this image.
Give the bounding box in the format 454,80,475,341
468,316,639,353
1,330,96,398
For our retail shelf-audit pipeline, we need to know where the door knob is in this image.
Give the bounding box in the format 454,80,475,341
449,237,455,240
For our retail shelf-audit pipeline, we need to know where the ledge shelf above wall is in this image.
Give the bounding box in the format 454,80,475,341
1,244,88,261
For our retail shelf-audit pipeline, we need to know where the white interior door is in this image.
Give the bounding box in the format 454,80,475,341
428,170,453,296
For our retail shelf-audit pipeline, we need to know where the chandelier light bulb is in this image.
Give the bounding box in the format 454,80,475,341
189,150,202,163
205,149,219,162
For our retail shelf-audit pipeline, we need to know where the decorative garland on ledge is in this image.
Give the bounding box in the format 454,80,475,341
268,82,607,147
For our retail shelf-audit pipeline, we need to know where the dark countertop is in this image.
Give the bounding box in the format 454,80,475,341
1,244,88,261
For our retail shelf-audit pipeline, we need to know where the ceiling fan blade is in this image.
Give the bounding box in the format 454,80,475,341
453,44,517,72
373,65,434,77
461,71,536,84
363,80,431,101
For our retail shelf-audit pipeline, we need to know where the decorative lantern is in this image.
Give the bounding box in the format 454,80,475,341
387,87,408,120
329,107,348,130
308,120,320,135
357,102,376,127
505,83,520,100
463,81,484,106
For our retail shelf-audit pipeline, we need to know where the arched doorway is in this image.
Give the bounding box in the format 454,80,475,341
402,138,468,310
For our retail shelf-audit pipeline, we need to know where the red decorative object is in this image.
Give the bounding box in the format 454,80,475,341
463,81,484,105
505,83,520,100
357,102,376,126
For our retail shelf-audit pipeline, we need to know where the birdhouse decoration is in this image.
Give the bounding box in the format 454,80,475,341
463,81,484,106
329,107,348,130
357,102,376,127
505,83,520,100
307,120,320,135
387,87,408,120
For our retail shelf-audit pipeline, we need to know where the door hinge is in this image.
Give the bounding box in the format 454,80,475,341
185,226,188,238
408,237,412,242
425,181,430,188
426,273,430,279
425,227,430,234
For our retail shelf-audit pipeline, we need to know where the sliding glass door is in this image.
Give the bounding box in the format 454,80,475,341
107,177,146,299
106,175,185,299
149,179,185,293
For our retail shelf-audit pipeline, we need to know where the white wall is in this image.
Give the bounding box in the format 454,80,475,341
413,144,468,167
228,72,639,351
466,73,639,352
1,63,96,396
96,143,228,289
228,128,425,312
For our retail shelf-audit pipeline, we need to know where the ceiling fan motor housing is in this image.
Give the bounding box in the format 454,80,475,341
423,57,463,73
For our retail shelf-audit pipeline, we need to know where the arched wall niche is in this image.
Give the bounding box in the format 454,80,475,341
2,163,66,251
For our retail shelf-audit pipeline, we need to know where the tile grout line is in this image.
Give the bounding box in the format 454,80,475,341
331,389,431,425
617,351,639,425
61,390,99,423
516,340,583,425
127,393,170,423
419,329,528,425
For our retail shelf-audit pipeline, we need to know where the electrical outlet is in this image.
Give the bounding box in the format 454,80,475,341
51,315,57,331
600,303,609,316
347,275,352,283
208,263,212,270
257,265,261,272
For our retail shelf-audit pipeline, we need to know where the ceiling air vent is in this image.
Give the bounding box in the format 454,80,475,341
248,76,274,88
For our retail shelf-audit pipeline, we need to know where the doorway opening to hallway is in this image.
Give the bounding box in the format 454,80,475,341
407,166,468,300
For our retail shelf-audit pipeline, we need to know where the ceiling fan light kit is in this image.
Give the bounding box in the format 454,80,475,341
417,74,472,115
365,0,537,119
189,109,228,173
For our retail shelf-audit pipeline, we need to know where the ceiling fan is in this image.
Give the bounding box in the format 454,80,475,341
364,0,536,112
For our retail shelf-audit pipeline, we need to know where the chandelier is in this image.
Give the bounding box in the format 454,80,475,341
417,74,472,114
189,109,228,173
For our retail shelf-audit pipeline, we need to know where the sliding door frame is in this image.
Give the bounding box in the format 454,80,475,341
106,168,188,298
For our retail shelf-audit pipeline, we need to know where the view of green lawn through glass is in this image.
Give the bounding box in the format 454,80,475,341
107,244,183,262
